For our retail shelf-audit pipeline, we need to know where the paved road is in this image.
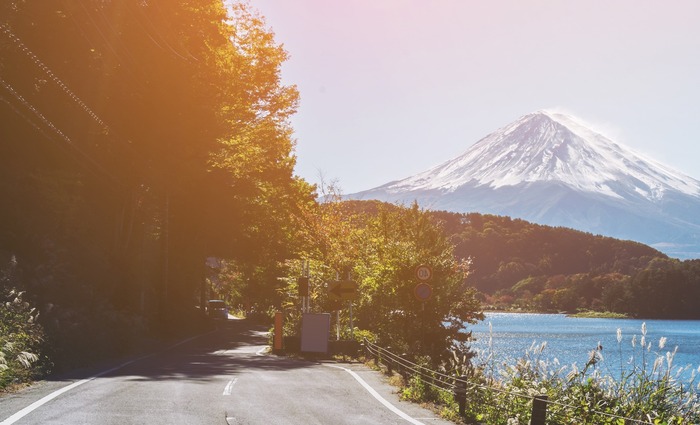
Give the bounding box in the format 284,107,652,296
0,318,454,425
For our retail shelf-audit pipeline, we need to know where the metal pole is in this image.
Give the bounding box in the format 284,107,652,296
304,260,310,313
421,301,425,352
164,190,169,304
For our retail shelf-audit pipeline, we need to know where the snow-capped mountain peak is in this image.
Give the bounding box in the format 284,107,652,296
351,110,700,258
385,110,700,201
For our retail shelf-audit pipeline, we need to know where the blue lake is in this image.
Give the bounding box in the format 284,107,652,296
467,313,700,381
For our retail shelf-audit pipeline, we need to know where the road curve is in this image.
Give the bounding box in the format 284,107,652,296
0,318,454,425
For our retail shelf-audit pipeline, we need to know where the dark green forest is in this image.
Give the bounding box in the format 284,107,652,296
436,209,700,318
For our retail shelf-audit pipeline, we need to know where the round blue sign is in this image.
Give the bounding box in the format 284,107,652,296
414,282,432,301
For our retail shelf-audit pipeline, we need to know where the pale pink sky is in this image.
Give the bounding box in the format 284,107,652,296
246,0,700,193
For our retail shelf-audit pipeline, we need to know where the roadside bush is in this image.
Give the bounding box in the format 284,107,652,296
382,322,700,424
466,323,700,424
0,257,45,390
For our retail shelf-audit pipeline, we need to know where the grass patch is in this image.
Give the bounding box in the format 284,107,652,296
570,310,629,319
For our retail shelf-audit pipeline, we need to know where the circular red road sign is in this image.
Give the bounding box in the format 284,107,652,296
414,282,433,301
415,264,432,281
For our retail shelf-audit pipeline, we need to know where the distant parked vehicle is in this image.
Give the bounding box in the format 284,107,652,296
207,300,228,319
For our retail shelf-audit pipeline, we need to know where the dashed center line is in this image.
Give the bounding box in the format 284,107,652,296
223,378,238,396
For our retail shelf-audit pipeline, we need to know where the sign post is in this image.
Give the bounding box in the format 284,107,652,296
328,280,358,302
299,260,310,313
328,280,358,339
415,264,433,282
273,311,283,353
414,282,433,302
414,264,433,352
414,264,433,303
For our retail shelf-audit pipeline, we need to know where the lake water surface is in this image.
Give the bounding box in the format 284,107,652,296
468,313,700,381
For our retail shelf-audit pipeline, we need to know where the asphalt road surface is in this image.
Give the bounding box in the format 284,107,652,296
0,318,455,425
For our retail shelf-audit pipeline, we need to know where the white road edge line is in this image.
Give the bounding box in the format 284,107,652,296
0,378,91,425
255,346,268,356
325,365,426,425
0,332,214,425
223,378,238,395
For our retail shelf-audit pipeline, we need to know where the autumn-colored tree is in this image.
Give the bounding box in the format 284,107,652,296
0,0,311,371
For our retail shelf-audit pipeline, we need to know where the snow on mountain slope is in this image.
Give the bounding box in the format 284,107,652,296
350,111,700,259
385,110,700,200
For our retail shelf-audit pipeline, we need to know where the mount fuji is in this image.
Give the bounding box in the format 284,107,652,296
350,110,700,259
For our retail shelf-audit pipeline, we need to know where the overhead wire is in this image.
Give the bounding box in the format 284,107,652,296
0,76,123,186
119,1,194,63
0,22,146,187
0,2,226,193
1,24,109,133
132,1,199,62
0,86,68,146
72,0,148,93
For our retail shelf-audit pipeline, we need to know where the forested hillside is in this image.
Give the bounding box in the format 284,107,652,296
345,201,700,319
439,210,700,318
434,211,662,291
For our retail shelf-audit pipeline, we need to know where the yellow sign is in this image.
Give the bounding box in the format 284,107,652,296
328,280,358,301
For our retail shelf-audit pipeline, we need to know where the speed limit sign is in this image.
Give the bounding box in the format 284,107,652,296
415,264,432,281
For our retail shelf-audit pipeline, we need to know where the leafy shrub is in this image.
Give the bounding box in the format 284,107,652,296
0,257,46,389
468,323,700,424
384,322,700,424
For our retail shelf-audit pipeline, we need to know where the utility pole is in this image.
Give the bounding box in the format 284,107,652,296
298,260,310,313
162,189,170,316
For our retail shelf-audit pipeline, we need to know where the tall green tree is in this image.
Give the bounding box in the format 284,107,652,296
353,203,483,363
279,199,483,365
1,0,311,370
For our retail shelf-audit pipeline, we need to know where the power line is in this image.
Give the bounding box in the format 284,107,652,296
1,24,109,132
72,0,149,90
0,76,123,186
0,23,165,189
123,1,198,62
0,14,208,193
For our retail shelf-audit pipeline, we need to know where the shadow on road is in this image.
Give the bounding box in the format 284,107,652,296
48,318,314,384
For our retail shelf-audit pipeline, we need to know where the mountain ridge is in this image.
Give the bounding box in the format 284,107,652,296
350,111,700,259
380,110,700,199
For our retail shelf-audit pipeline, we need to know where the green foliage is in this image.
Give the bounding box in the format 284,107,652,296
401,374,444,404
278,198,484,366
427,210,700,319
0,258,45,389
380,321,700,424
570,311,629,319
0,0,310,375
469,323,700,424
626,258,700,319
352,202,483,362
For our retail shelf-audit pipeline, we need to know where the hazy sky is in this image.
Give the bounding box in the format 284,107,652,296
247,0,700,194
